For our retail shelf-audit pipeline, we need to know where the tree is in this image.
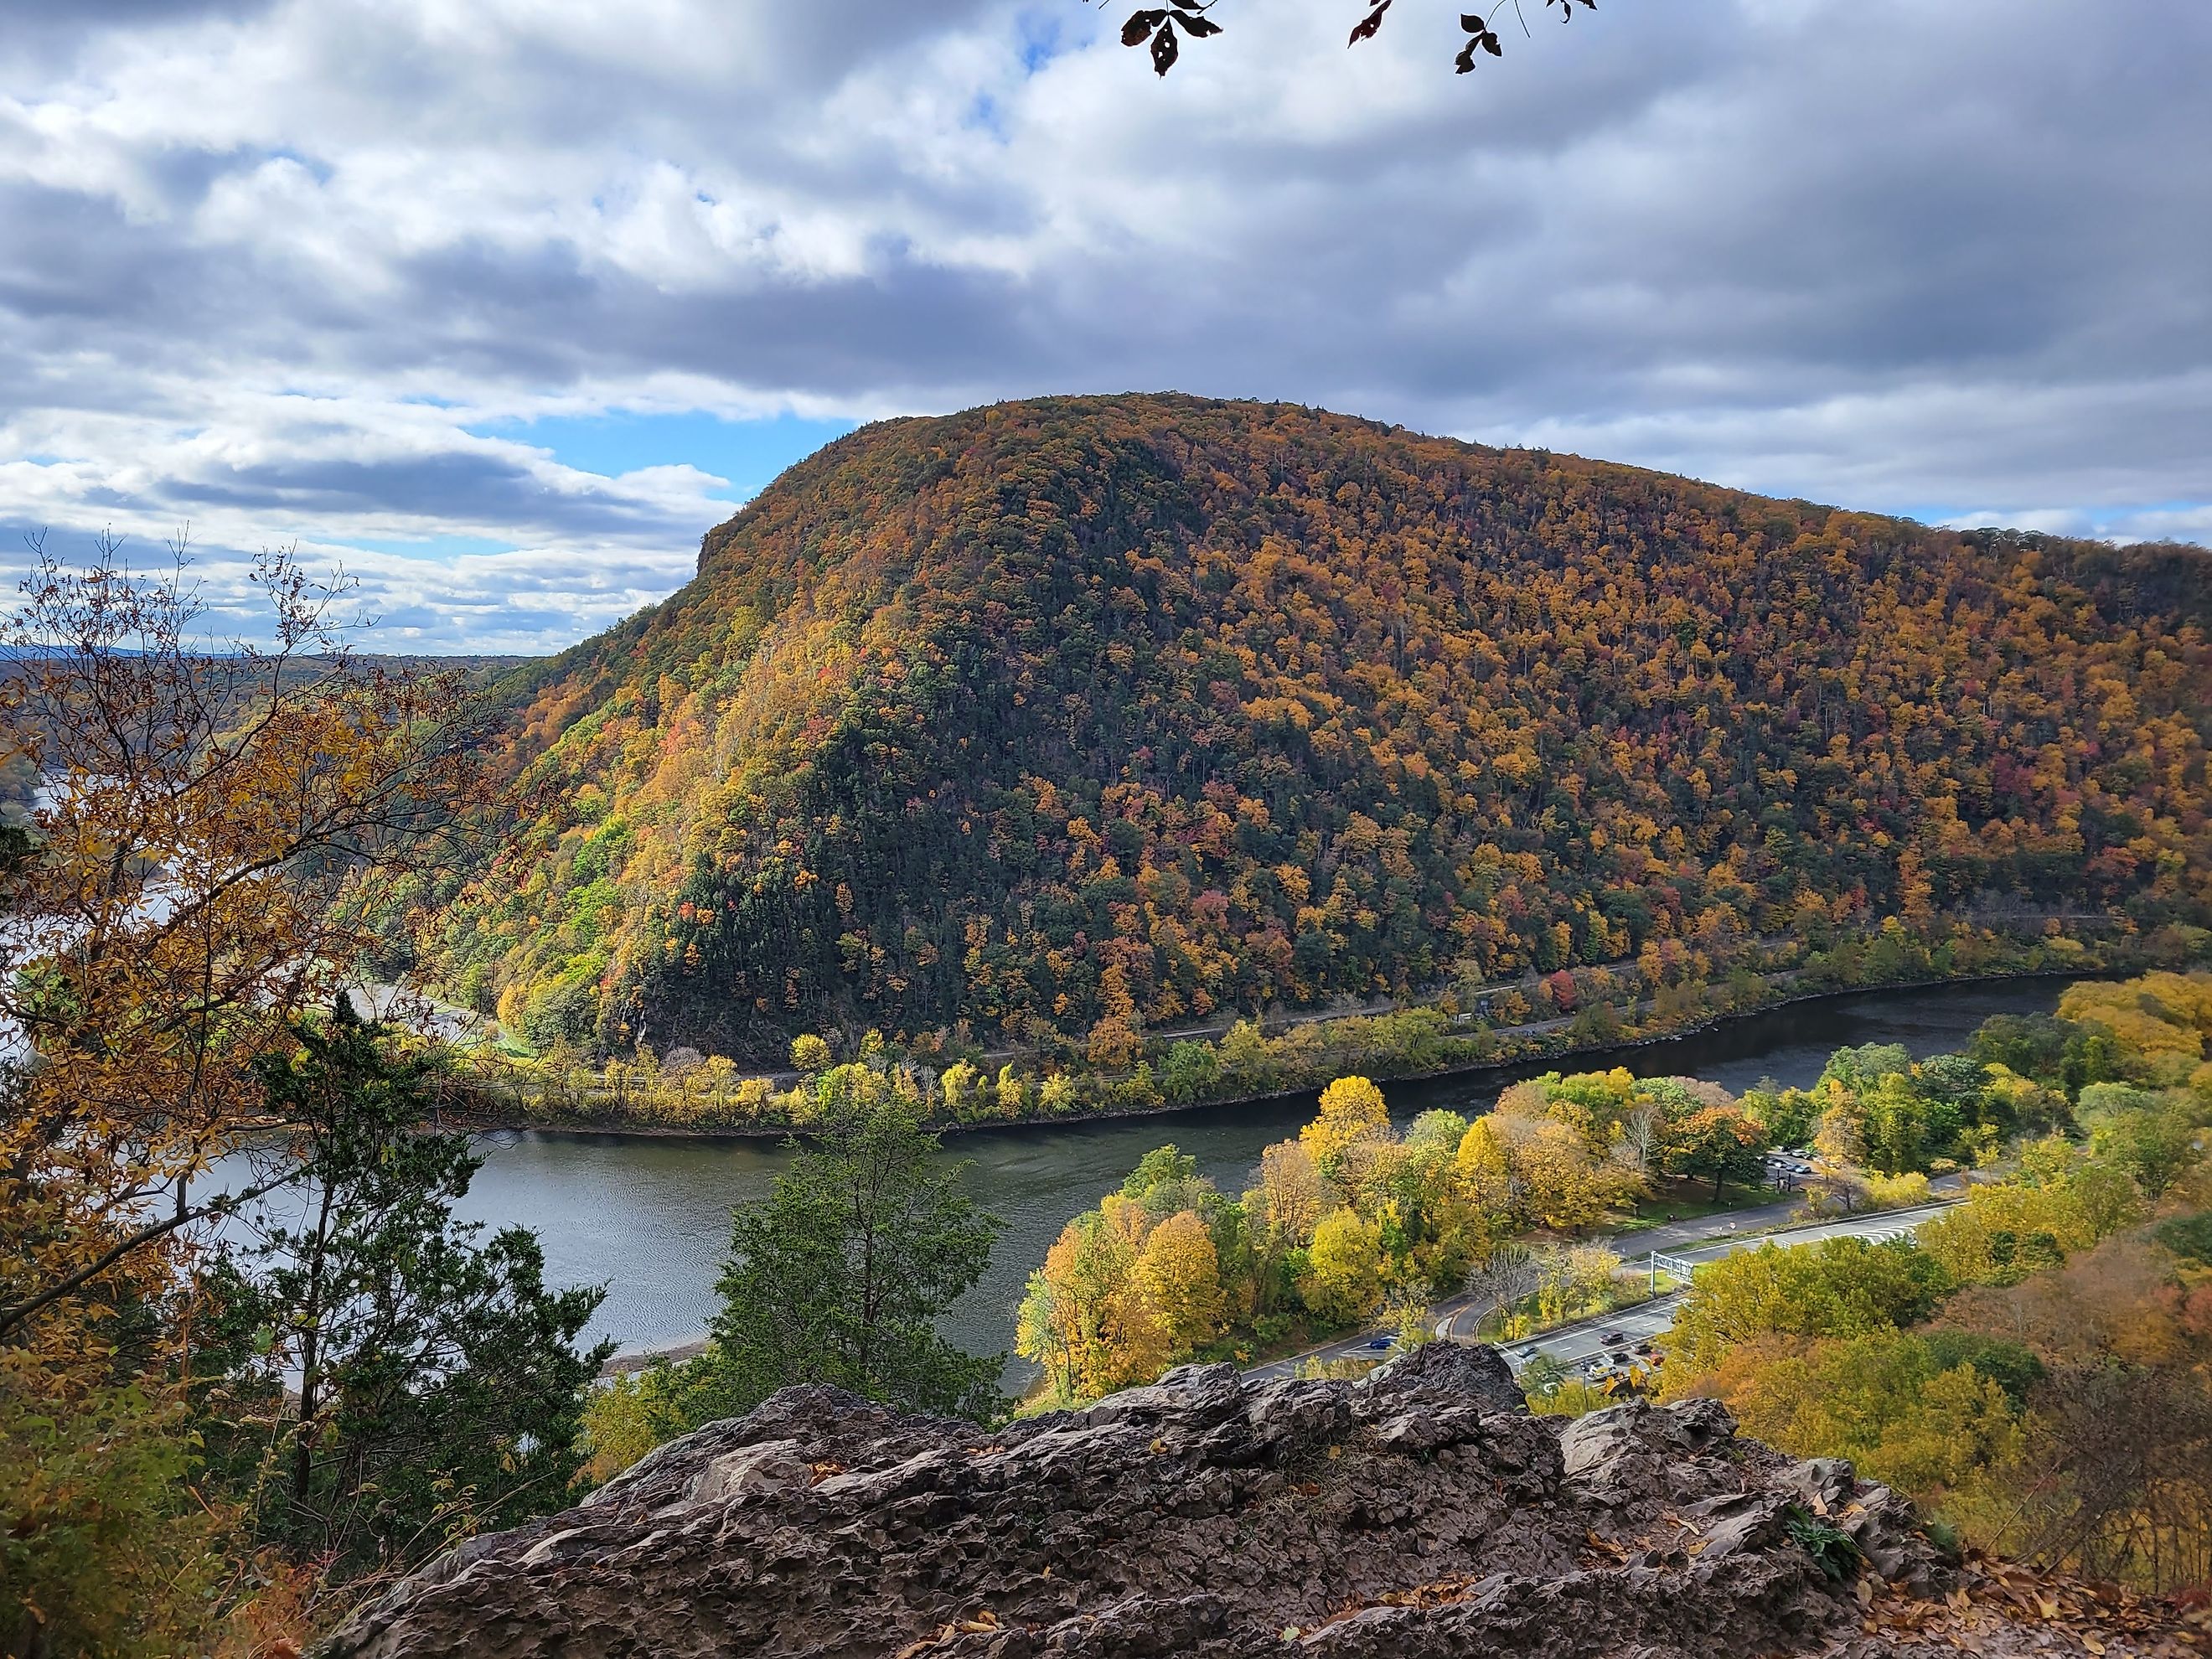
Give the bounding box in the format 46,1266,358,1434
1812,1098,1867,1174
1915,1155,2135,1286
1454,1116,1519,1218
1300,1207,1385,1326
1614,1097,1668,1177
1121,1143,1209,1216
0,1377,228,1659
1300,1074,1391,1175
1683,1330,2022,1496
1131,1210,1226,1354
1822,1043,1915,1097
1662,1237,1954,1377
1666,1103,1769,1202
1016,1196,1168,1403
1464,1240,1545,1333
1248,1140,1331,1251
1743,1083,1822,1152
700,1078,1003,1421
215,1000,608,1579
1998,1362,2212,1594
0,545,494,1347
0,542,500,1648
1085,962,1145,1068
1536,1243,1621,1325
1114,0,1596,80
2089,1098,2204,1198
1507,1114,1622,1230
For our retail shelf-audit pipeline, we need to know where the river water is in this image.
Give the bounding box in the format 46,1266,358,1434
447,977,2068,1374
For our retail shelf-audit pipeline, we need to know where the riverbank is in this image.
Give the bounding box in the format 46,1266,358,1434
594,1181,1974,1385
459,955,2137,1147
434,973,2099,1368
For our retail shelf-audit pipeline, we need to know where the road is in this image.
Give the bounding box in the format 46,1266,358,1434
1481,1198,1959,1379
1243,1191,1962,1383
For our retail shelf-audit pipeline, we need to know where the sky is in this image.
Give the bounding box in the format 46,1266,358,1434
1,0,2206,653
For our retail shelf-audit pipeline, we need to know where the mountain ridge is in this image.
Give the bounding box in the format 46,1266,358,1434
399,393,2212,1062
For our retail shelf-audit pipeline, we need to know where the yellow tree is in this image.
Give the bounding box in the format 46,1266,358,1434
1016,1195,1173,1402
1300,1074,1391,1176
1501,1114,1621,1231
1684,1331,2021,1497
1249,1140,1331,1249
1454,1116,1519,1223
1131,1209,1225,1355
1300,1207,1385,1326
1085,962,1144,1068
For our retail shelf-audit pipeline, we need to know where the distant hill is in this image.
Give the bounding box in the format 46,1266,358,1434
395,394,2212,1060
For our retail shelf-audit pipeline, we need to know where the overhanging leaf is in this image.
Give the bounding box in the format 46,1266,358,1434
1121,10,1167,48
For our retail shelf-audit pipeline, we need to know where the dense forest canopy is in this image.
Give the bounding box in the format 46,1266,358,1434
394,394,2212,1062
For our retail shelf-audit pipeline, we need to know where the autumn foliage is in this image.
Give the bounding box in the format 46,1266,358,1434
1016,1066,1741,1406
1660,970,2212,1594
0,545,507,1651
400,394,2212,1062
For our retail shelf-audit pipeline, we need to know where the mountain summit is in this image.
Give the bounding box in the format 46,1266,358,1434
416,395,2212,1059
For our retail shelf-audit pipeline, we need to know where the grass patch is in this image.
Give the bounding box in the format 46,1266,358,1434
1617,1180,1774,1231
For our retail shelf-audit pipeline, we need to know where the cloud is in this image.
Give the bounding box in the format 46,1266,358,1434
0,0,2204,650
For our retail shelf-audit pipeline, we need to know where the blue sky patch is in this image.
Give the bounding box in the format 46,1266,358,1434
475,410,857,499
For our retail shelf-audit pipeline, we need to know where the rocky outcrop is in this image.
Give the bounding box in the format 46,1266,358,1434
326,1343,1952,1659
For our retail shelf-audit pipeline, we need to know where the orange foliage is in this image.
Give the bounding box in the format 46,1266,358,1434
411,395,2212,1058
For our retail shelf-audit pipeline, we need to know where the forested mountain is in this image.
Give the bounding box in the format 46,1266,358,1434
399,395,2212,1061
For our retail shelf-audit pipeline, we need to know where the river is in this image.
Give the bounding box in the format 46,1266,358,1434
446,976,2069,1377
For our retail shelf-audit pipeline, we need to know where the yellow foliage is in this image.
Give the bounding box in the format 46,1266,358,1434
1454,1116,1514,1212
1131,1210,1226,1355
1248,1140,1331,1251
1684,1331,2020,1496
1300,1075,1391,1173
2059,973,2212,1078
1863,1171,1932,1209
1916,1161,2136,1284
1301,1207,1385,1326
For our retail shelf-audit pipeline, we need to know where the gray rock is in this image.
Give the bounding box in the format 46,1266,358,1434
1353,1337,1526,1415
320,1349,1946,1659
684,1436,811,1504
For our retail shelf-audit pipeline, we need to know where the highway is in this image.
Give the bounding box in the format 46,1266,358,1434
1475,1199,1957,1380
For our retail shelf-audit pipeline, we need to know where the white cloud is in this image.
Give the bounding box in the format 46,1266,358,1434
0,0,2204,651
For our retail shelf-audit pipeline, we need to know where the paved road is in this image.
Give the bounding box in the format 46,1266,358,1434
1243,1187,1963,1383
1482,1198,1960,1380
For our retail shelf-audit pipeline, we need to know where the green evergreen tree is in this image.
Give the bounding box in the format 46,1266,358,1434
214,1000,609,1579
697,1075,1003,1421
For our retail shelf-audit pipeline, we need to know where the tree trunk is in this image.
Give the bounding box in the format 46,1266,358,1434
292,1170,339,1522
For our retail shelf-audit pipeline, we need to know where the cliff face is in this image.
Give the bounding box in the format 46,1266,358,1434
326,1344,1984,1659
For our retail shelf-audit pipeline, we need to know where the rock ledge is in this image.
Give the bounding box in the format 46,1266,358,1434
327,1343,1950,1659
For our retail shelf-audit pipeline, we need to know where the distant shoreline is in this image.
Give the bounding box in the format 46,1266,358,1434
463,961,2108,1148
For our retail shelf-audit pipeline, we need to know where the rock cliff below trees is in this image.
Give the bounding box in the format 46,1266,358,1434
323,1344,2168,1658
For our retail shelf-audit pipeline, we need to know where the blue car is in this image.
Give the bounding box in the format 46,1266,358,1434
1363,1336,1395,1351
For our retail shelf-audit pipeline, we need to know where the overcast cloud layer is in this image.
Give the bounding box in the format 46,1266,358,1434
2,0,2207,651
